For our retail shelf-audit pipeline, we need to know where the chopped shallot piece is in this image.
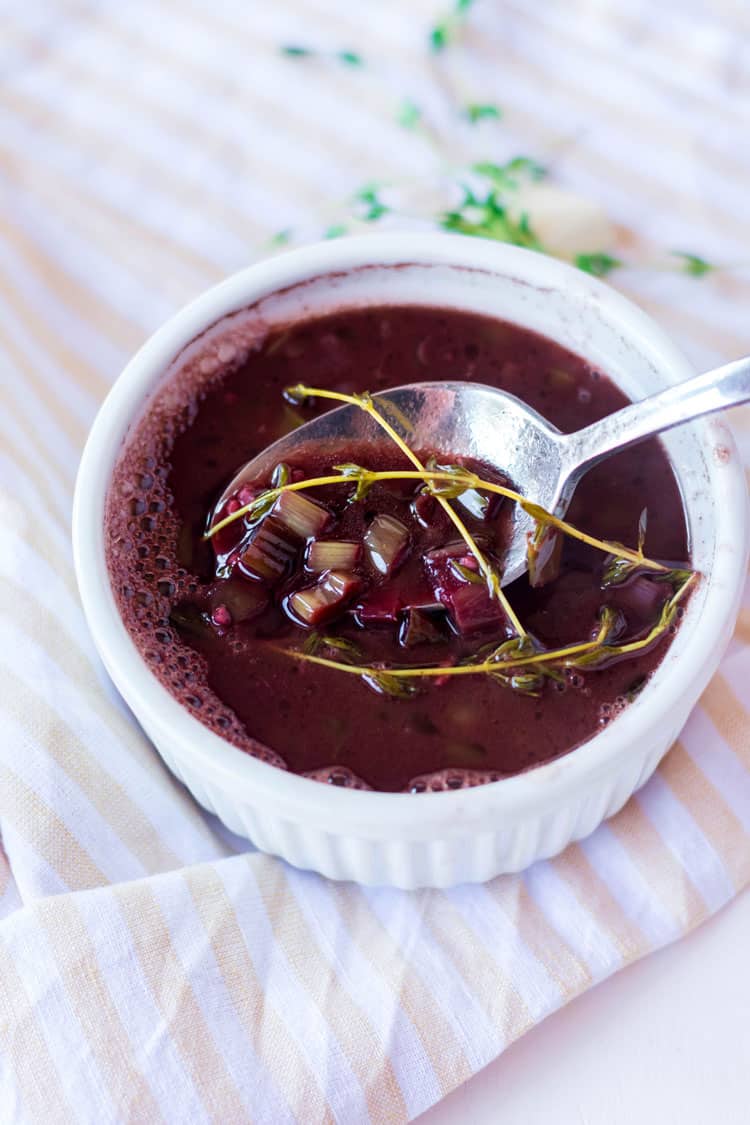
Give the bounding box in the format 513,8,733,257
239,516,298,583
211,604,232,628
610,576,668,621
237,484,258,507
424,544,510,637
455,487,502,522
212,578,268,623
399,608,444,648
354,585,403,627
273,490,330,539
306,539,362,574
364,514,409,575
446,582,509,635
287,571,362,627
411,491,440,528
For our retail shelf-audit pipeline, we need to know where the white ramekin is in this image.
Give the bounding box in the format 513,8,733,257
73,234,748,888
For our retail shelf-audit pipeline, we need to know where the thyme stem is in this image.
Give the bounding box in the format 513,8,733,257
283,636,601,679
518,500,668,574
206,464,668,576
280,577,694,681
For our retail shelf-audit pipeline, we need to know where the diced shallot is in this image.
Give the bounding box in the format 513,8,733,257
364,514,409,576
287,571,362,627
454,484,505,522
354,585,403,627
211,604,232,628
239,516,297,583
211,577,268,623
446,581,510,635
306,539,361,574
424,544,510,637
610,576,668,621
410,491,450,531
399,608,444,648
272,490,330,539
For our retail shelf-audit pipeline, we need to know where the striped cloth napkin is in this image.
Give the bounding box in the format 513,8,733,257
1,1,749,1120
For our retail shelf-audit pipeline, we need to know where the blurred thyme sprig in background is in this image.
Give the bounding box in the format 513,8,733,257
274,0,735,281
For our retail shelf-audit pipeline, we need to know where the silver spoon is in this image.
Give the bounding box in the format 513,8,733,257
218,356,750,586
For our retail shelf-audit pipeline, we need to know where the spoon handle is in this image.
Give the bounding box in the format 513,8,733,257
566,355,750,476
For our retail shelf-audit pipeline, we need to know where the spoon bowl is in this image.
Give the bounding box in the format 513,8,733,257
218,381,567,585
218,355,750,586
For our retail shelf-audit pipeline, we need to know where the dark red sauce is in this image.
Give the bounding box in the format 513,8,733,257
106,305,689,792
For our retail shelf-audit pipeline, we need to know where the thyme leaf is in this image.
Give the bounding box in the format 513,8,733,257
301,631,321,656
280,45,364,66
449,559,485,585
656,567,693,586
398,99,422,129
465,103,502,123
441,193,543,249
601,553,642,587
332,462,376,501
363,671,422,698
429,24,449,52
672,251,714,277
472,157,546,188
423,459,480,499
302,632,363,663
566,595,677,670
429,0,475,52
575,252,622,277
487,668,544,696
319,635,364,662
354,185,389,221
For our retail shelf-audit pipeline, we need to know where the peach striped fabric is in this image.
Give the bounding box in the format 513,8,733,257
1,1,749,1121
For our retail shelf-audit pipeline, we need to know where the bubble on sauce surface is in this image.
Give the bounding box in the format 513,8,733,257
406,768,504,793
302,766,372,789
416,334,459,369
598,694,630,726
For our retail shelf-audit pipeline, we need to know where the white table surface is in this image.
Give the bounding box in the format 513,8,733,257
419,886,750,1124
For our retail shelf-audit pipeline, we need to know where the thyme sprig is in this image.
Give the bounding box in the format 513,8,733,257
275,5,736,281
280,574,694,693
522,501,668,577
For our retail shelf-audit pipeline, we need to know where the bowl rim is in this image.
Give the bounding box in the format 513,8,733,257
72,232,749,836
